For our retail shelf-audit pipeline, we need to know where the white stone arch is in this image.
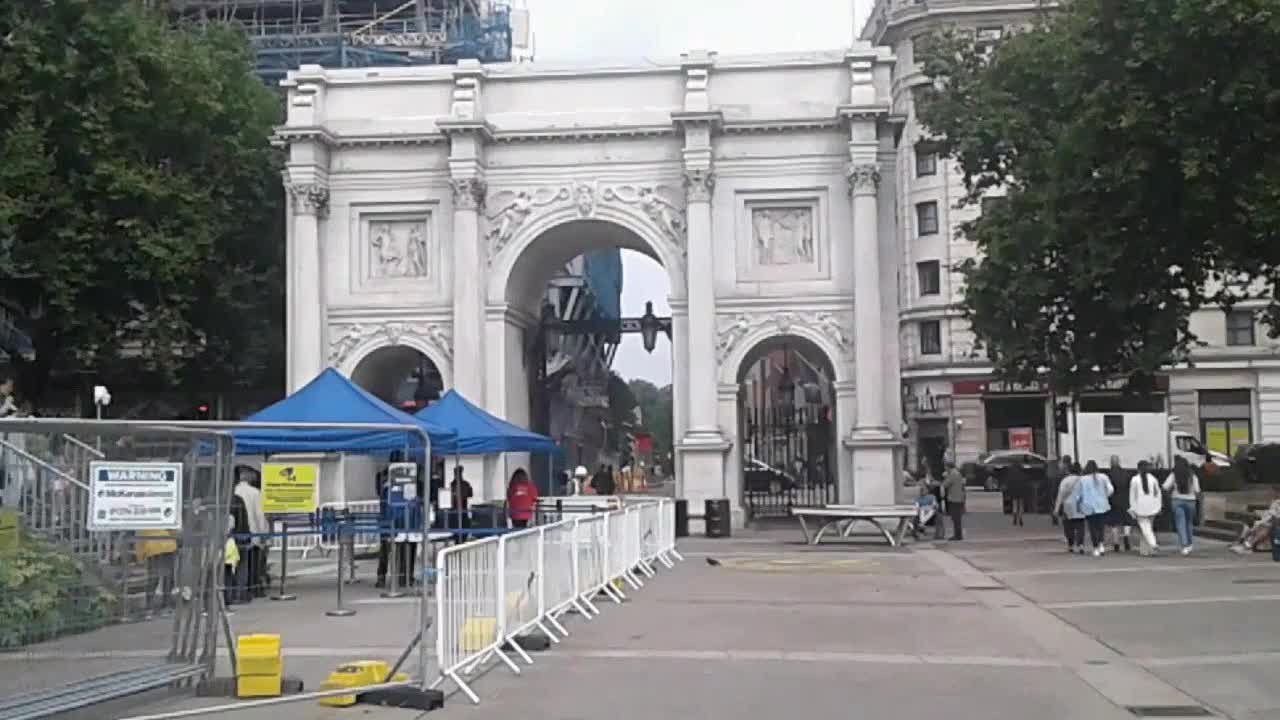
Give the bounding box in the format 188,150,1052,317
339,335,453,393
718,322,852,387
486,199,688,308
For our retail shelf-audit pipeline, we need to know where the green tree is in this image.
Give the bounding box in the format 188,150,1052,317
915,0,1280,394
0,1,282,402
628,379,673,460
605,371,637,452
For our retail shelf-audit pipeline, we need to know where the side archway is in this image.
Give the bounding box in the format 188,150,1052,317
726,333,845,520
345,342,448,410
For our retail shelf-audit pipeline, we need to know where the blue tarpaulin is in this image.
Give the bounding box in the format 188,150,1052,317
232,368,457,455
415,390,557,455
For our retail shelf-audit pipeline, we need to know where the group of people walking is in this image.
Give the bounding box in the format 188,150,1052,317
1052,455,1202,556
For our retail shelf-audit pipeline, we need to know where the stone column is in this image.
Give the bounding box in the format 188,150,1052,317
450,177,487,403
683,168,721,438
844,163,898,505
286,181,329,392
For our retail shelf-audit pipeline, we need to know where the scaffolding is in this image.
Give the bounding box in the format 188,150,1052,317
171,0,521,82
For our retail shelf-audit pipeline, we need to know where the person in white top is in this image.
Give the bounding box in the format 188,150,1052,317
1128,460,1163,556
1161,456,1201,555
234,466,269,597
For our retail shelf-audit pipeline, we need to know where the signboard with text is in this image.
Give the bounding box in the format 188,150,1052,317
261,463,319,514
1008,427,1034,451
88,462,183,531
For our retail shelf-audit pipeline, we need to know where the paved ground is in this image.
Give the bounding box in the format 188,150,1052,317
8,492,1279,719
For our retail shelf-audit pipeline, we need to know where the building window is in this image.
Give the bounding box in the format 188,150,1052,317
980,196,1006,215
1226,310,1255,346
917,260,941,296
1102,414,1125,436
915,143,937,177
919,320,942,355
916,201,939,236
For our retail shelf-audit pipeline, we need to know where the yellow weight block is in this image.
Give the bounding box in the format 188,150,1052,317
460,617,496,653
318,661,408,707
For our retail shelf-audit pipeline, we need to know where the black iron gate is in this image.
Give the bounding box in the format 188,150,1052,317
741,405,835,518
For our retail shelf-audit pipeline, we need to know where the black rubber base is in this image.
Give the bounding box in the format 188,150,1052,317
357,687,445,711
510,632,552,652
195,676,305,697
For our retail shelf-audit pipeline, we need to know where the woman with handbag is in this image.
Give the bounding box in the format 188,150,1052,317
1162,456,1201,555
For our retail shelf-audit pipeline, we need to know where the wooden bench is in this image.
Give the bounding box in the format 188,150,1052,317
790,505,919,547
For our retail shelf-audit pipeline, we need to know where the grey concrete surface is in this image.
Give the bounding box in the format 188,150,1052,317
8,492,1279,719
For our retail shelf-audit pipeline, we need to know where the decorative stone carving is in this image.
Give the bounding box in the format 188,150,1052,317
450,178,487,211
603,184,687,252
573,181,597,217
846,164,881,195
715,311,855,365
751,207,815,266
368,220,429,279
484,187,571,260
484,181,689,263
288,183,330,217
683,168,715,203
328,321,454,368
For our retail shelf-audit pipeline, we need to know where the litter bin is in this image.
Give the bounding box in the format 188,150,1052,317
674,499,690,538
704,499,730,538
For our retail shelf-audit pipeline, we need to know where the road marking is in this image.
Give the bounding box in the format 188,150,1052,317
1136,651,1280,667
1044,594,1280,610
995,562,1264,577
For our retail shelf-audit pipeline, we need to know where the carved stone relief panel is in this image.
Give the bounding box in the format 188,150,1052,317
714,310,854,367
369,220,429,279
752,207,815,266
349,208,440,295
484,181,688,265
329,321,453,369
735,193,828,283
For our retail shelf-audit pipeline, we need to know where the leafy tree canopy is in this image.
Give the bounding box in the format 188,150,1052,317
916,0,1280,394
0,0,283,402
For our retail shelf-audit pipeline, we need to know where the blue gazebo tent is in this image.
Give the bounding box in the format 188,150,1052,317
415,390,557,455
232,368,457,455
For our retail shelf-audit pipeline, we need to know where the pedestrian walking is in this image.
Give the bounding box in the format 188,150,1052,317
1054,463,1085,552
1128,460,1163,556
1106,456,1133,553
1004,462,1029,527
1163,456,1201,555
941,460,967,541
506,468,538,529
1072,460,1114,557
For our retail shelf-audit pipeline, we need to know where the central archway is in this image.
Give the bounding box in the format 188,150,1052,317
486,203,686,498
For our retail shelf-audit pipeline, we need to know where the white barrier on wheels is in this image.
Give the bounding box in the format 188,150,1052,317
433,499,683,704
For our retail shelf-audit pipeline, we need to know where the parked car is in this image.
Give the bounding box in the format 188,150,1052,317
971,450,1049,491
1233,443,1280,484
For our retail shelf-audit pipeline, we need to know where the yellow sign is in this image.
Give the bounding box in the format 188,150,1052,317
261,464,319,514
0,508,20,557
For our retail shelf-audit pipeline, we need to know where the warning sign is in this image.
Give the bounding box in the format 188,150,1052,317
88,462,183,531
261,463,319,514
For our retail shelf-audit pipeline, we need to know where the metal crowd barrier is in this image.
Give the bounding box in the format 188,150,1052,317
432,498,681,704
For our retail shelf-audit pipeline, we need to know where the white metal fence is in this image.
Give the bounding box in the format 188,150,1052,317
433,498,681,704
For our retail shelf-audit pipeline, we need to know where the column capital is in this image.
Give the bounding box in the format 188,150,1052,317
683,168,715,203
450,177,487,211
846,163,881,196
287,183,330,218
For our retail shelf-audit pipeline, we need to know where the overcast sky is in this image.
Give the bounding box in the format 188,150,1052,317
525,0,870,386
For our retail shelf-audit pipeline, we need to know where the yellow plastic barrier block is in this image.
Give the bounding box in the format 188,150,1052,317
318,661,408,707
237,675,282,698
460,617,496,653
237,634,283,678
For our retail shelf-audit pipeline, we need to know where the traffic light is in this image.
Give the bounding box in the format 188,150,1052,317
1054,402,1069,433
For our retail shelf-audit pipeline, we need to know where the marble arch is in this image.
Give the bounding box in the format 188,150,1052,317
279,47,905,525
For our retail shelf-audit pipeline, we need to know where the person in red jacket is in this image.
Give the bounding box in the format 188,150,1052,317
507,468,539,528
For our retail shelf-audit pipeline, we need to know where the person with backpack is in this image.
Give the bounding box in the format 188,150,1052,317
1128,460,1163,556
506,468,539,529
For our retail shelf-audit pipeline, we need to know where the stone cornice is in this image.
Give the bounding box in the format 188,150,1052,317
435,119,496,141
671,110,725,130
491,126,677,143
722,118,843,134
